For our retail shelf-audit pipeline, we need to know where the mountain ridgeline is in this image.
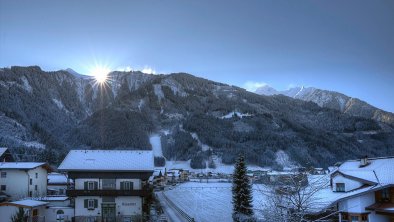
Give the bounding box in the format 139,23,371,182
0,66,393,168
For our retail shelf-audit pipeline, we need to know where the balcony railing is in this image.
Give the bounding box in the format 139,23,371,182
66,188,151,197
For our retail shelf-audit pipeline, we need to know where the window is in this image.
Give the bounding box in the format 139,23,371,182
29,191,32,197
336,183,345,192
30,178,32,185
0,185,6,191
102,179,116,190
88,199,95,209
56,210,65,222
381,188,390,201
120,181,133,190
351,216,359,222
35,173,38,179
0,172,6,178
35,185,38,191
341,213,349,222
361,214,368,222
84,199,97,210
88,181,94,190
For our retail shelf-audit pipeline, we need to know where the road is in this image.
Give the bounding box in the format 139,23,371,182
156,191,189,222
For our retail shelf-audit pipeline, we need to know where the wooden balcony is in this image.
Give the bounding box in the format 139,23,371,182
66,188,151,197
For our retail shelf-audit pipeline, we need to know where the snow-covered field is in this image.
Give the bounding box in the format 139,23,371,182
163,182,268,222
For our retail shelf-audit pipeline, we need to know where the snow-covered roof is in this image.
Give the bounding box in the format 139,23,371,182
0,147,7,156
31,196,69,201
6,200,48,208
58,150,154,172
48,173,72,184
0,162,47,170
335,156,394,185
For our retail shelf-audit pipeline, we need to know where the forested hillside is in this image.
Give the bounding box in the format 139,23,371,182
1,66,393,168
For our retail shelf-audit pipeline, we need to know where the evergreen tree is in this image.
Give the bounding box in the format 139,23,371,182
11,207,25,222
232,154,254,222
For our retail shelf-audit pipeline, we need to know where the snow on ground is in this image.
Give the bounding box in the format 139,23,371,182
165,157,269,174
149,134,163,157
164,182,267,222
191,133,210,152
221,111,253,119
153,84,164,101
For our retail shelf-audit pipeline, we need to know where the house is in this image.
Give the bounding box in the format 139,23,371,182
0,162,51,200
0,147,14,162
0,199,48,222
152,168,167,187
47,172,73,195
327,156,394,222
58,150,154,222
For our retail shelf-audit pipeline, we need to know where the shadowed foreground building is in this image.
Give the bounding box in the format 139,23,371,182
58,150,154,222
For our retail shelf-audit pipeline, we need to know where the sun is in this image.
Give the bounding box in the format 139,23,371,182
90,65,111,84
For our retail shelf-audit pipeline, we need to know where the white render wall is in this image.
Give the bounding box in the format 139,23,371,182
74,196,142,216
332,174,363,192
74,178,141,190
44,207,74,222
75,196,101,216
75,178,99,189
27,167,48,197
116,196,142,216
0,166,47,200
338,192,375,213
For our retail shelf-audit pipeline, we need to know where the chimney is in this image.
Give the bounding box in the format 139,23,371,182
360,156,369,167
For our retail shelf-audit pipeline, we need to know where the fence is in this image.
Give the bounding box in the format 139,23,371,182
161,192,195,222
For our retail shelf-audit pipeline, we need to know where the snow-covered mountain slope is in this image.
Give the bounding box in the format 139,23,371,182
1,66,393,168
255,85,394,126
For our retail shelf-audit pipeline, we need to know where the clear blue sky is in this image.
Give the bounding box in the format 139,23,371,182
0,0,393,112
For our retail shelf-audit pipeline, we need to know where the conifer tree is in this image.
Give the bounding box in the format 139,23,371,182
232,154,254,222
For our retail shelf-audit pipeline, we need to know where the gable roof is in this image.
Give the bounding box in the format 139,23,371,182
0,162,48,170
58,150,154,172
335,156,394,185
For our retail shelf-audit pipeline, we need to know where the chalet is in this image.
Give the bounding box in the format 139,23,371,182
328,156,394,222
0,147,14,162
0,162,51,200
58,150,154,222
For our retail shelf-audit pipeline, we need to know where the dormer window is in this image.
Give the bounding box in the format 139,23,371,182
336,183,345,192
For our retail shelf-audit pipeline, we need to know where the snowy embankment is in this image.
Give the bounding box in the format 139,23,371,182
164,182,268,222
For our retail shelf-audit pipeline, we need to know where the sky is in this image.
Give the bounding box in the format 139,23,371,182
0,0,393,112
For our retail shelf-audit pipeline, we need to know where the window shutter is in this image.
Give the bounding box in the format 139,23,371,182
84,182,88,190
120,182,124,190
84,199,88,208
94,181,98,190
94,199,98,208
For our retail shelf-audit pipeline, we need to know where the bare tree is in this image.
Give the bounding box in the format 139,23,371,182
259,170,330,222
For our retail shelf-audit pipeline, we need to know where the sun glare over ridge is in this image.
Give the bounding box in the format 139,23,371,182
90,65,111,84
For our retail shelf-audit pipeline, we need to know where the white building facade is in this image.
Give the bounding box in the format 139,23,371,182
0,162,50,200
58,150,154,222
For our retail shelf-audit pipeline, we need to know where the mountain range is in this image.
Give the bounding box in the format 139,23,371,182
255,85,394,126
0,66,393,168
